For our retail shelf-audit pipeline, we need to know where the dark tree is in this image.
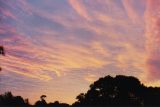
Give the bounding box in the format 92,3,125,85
0,75,160,107
35,95,47,107
0,46,5,56
48,101,70,107
73,75,160,106
0,46,5,71
0,92,28,107
142,87,160,106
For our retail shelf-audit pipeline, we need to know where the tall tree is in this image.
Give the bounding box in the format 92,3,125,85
73,75,160,106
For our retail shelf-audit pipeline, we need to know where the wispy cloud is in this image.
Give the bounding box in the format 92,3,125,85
69,0,91,21
84,74,97,83
1,0,157,104
145,0,160,82
122,0,141,24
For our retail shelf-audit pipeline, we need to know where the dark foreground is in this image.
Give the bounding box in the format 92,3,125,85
0,75,160,107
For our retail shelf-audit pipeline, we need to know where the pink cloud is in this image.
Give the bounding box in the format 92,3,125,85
68,0,91,21
122,0,141,24
145,0,160,80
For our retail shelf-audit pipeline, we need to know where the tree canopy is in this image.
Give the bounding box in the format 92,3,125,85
73,75,160,106
0,75,160,107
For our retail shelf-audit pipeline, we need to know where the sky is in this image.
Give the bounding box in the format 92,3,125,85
0,0,160,104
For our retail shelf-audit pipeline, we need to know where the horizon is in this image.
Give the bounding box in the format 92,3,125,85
0,0,160,104
1,74,160,105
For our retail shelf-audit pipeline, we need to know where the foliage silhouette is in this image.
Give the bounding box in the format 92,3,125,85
35,95,47,107
73,75,160,106
0,46,5,71
0,92,28,107
0,46,5,56
47,101,70,107
0,75,160,107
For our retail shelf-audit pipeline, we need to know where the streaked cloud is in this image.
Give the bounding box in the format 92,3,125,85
0,0,159,104
145,0,160,82
122,0,141,24
84,74,98,83
69,0,91,21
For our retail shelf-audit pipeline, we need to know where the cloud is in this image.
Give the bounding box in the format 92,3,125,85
0,25,107,81
0,7,16,20
122,0,141,24
84,74,97,83
68,0,91,21
1,0,157,104
145,0,160,81
0,0,146,82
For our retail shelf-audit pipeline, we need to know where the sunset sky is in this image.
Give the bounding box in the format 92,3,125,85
0,0,160,104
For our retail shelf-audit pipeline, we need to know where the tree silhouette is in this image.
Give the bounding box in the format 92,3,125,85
48,101,70,107
0,92,27,107
0,46,5,56
73,75,160,106
35,95,47,107
142,87,160,106
0,46,5,71
34,95,70,107
0,75,160,107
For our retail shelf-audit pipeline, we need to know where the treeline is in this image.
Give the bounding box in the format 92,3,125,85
0,92,69,107
0,75,160,107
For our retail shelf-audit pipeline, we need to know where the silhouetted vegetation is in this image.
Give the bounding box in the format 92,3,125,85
73,75,160,106
0,46,5,71
0,46,5,56
0,92,29,107
0,75,160,107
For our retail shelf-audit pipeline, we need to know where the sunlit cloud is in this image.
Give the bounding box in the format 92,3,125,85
145,0,160,81
69,0,91,21
122,0,141,24
0,0,159,104
84,74,97,83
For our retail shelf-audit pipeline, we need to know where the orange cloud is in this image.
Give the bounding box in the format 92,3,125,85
84,74,97,83
116,43,146,72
